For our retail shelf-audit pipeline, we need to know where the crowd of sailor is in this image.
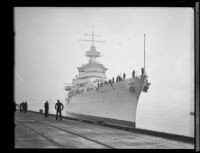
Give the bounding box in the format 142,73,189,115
95,68,145,90
67,68,147,98
97,72,126,89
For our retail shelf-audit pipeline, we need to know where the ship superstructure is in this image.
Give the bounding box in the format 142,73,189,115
64,32,150,127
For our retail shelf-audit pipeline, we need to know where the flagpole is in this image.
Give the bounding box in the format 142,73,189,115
144,33,146,74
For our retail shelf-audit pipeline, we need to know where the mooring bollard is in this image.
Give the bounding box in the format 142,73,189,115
39,109,43,114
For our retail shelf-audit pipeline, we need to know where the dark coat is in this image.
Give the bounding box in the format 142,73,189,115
44,102,49,110
55,102,64,111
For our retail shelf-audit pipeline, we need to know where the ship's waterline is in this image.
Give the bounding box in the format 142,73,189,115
66,77,145,126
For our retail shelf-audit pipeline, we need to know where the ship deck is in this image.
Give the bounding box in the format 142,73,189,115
15,110,194,149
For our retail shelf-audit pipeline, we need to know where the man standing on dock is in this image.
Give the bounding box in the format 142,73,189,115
55,100,64,120
24,101,28,113
44,101,49,117
19,102,23,112
24,102,28,113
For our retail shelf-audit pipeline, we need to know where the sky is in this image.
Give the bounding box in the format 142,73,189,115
14,7,194,136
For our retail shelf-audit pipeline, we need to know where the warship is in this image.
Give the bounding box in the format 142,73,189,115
64,32,150,127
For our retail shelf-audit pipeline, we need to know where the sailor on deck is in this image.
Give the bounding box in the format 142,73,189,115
123,73,126,80
132,70,135,77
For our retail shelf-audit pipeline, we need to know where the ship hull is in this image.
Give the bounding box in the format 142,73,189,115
66,76,146,127
67,112,136,127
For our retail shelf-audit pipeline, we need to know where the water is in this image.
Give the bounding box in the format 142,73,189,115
136,105,194,137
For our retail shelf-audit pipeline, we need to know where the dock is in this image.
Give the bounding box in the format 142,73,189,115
15,110,194,149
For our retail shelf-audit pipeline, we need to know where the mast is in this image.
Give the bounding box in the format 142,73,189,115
80,32,105,47
144,33,146,74
80,32,105,62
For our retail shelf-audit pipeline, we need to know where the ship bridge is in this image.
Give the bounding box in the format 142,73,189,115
86,46,100,58
75,72,106,80
78,62,107,73
72,32,107,87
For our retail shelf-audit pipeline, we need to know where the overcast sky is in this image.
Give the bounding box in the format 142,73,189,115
14,7,194,133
